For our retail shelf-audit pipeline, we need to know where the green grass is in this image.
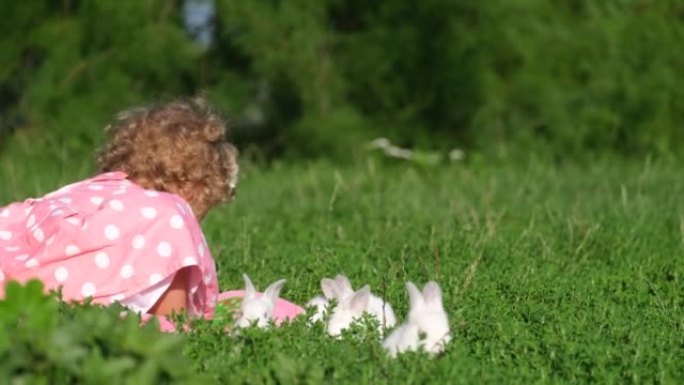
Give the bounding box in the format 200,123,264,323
1,147,683,384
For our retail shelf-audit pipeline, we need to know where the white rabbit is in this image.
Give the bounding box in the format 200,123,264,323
305,277,338,323
382,281,451,357
326,285,373,336
235,273,286,328
305,296,329,323
331,275,397,330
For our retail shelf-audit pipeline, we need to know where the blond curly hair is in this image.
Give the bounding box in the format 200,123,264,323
96,98,238,218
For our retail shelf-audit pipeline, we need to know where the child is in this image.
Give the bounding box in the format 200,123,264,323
0,98,238,320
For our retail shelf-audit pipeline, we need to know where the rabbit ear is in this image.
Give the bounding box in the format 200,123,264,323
348,285,371,314
334,274,354,295
321,278,338,299
405,281,424,310
422,281,443,307
243,273,257,299
263,279,286,303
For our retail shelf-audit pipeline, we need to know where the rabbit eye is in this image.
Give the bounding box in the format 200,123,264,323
263,312,268,318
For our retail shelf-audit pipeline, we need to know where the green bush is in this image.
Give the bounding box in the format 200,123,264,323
0,0,200,157
468,0,684,158
211,0,684,158
0,280,208,384
1,0,683,160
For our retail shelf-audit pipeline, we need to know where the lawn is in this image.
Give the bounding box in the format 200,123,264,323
1,146,683,384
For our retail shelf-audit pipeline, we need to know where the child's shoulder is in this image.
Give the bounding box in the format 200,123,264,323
59,172,197,224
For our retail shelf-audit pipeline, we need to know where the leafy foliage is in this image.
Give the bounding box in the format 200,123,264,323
195,158,684,384
1,2,684,381
2,0,684,159
0,0,200,155
1,153,684,383
0,280,208,384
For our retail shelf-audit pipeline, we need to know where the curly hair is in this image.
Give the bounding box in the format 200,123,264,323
96,98,238,217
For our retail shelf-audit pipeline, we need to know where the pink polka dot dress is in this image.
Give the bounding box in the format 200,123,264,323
0,172,218,319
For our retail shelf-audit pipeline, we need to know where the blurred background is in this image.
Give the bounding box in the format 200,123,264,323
1,0,683,164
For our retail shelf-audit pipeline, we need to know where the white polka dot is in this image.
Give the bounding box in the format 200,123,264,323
25,258,39,268
120,265,134,278
95,252,110,268
108,200,125,211
121,180,132,187
112,189,127,195
0,209,9,218
104,224,120,240
110,294,125,303
141,207,157,219
170,215,184,229
132,235,145,249
183,256,198,266
51,209,65,217
0,231,11,240
0,269,4,281
149,273,163,285
88,184,103,191
144,190,160,197
15,254,29,261
46,236,56,246
156,242,172,257
54,267,69,282
90,196,104,205
66,217,80,226
59,197,72,204
197,243,205,257
4,246,19,252
65,245,80,256
204,274,213,285
81,282,96,297
33,228,44,243
26,214,36,228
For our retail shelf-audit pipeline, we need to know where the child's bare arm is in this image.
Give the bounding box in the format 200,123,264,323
148,267,189,316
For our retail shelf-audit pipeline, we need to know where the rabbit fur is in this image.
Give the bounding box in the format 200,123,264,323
235,273,286,328
381,281,451,357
